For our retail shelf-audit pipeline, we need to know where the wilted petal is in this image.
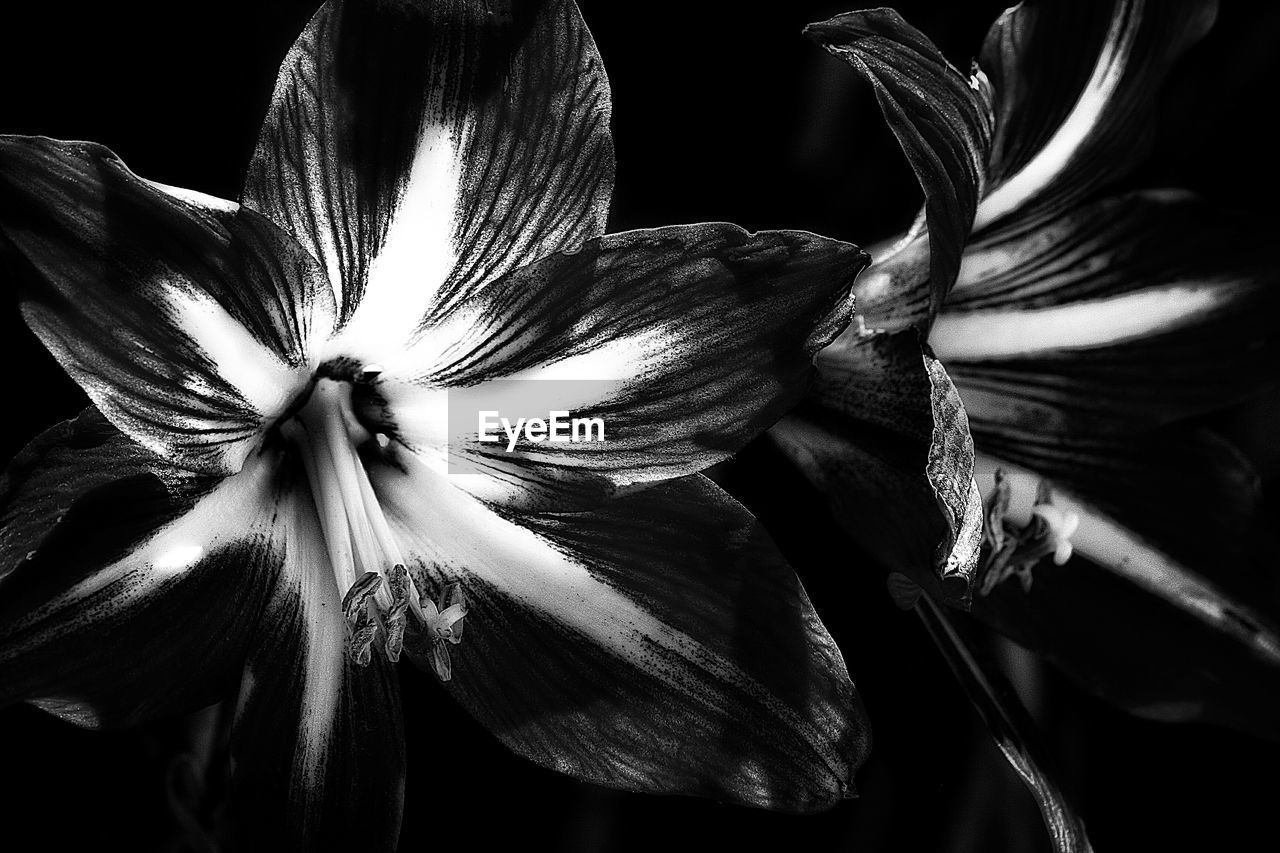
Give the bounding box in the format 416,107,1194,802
244,0,613,363
0,409,279,727
806,8,993,325
975,0,1217,229
228,490,404,852
773,329,981,598
932,191,1279,433
379,224,863,492
371,453,866,812
969,441,1280,740
0,136,334,475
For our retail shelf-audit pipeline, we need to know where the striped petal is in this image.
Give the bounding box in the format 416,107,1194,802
370,451,866,812
932,192,1279,434
806,9,993,327
0,136,334,476
948,191,1266,310
772,330,981,598
227,488,404,852
969,439,1280,739
974,0,1217,230
0,408,277,728
373,224,863,499
837,0,1217,329
1,411,405,844
243,0,614,365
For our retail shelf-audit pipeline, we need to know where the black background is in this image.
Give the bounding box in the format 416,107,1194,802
2,1,1279,851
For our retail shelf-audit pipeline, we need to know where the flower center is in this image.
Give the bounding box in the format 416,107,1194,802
280,374,465,677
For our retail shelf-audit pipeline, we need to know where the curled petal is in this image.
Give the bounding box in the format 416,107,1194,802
843,0,1218,329
774,329,981,599
975,0,1217,229
807,8,994,325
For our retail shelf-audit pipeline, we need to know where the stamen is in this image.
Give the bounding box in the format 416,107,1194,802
384,564,411,663
288,377,439,666
1032,504,1080,565
430,642,453,683
342,571,384,666
417,584,468,682
981,468,1018,580
978,470,1079,595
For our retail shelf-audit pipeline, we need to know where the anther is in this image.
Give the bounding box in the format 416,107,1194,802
384,564,411,663
1030,504,1080,565
342,571,384,666
418,584,468,682
978,471,1079,596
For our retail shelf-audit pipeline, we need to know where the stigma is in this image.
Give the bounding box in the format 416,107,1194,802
280,375,466,677
978,469,1081,595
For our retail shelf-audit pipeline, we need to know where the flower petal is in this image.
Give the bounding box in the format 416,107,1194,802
806,9,993,325
0,136,334,475
975,0,1217,229
947,190,1272,311
243,0,613,363
371,453,867,812
377,224,863,495
227,489,404,852
969,442,1280,740
772,330,981,599
0,408,280,728
932,192,1279,433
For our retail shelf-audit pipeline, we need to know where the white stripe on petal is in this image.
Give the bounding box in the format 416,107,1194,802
4,451,280,642
376,327,668,477
374,455,840,764
507,327,672,382
974,0,1142,228
973,452,1280,667
929,280,1243,360
326,118,466,364
163,284,308,420
276,490,347,792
